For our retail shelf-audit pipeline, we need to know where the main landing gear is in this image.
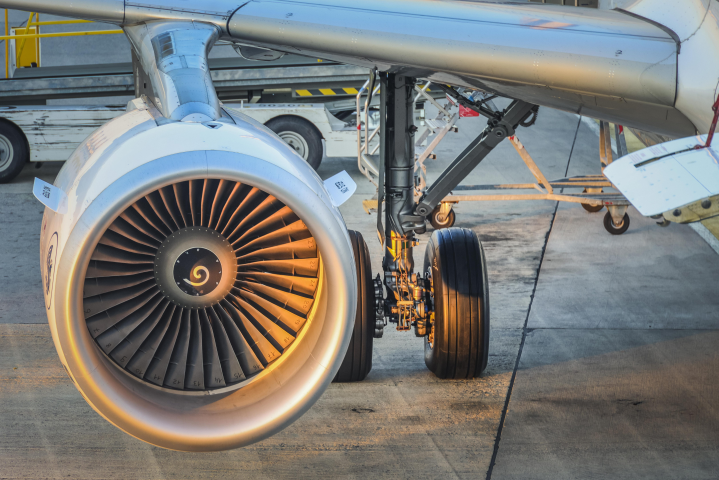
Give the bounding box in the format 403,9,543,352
335,73,536,381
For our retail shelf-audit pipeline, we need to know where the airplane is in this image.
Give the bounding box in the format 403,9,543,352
3,0,718,452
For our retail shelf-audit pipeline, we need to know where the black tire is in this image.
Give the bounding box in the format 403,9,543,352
429,205,456,230
265,116,323,171
333,230,375,382
581,188,604,212
0,121,29,183
424,228,489,379
582,203,604,213
603,211,630,235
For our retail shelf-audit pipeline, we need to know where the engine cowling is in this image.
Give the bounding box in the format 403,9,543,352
39,99,357,451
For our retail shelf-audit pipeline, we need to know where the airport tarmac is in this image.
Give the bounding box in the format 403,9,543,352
1,105,719,480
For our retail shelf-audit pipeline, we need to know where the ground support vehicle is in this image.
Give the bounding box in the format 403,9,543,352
0,101,376,179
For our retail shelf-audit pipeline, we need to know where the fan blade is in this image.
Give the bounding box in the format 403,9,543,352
237,237,317,262
184,310,205,390
86,288,160,337
236,258,319,277
234,206,298,246
208,180,232,231
95,294,165,355
199,309,227,388
214,303,264,377
221,187,266,238
83,281,157,319
107,299,170,366
233,287,307,335
222,300,280,366
144,307,183,386
98,229,157,255
173,181,192,228
132,198,172,237
120,207,165,243
159,185,184,229
206,307,245,383
236,220,310,255
236,271,318,297
189,179,203,226
201,179,219,228
215,182,251,234
236,279,314,315
227,195,283,244
229,294,294,351
125,304,177,380
91,244,154,264
145,190,178,232
164,309,191,389
84,272,155,298
107,217,161,248
85,261,153,278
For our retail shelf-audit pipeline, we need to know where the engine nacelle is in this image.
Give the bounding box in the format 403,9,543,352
39,98,356,451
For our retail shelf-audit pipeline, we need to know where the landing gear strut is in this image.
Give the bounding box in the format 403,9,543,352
369,73,536,378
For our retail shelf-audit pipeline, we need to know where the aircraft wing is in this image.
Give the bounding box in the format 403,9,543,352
1,0,717,137
228,0,689,136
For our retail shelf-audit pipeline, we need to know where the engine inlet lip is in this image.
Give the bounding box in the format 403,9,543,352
56,148,355,450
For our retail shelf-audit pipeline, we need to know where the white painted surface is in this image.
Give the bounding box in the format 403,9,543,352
323,170,357,206
32,177,67,214
225,103,362,158
0,103,362,164
604,135,719,216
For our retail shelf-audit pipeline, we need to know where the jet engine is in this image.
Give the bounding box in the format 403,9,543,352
39,98,357,451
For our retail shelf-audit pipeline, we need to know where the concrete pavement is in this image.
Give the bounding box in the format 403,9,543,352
0,101,718,479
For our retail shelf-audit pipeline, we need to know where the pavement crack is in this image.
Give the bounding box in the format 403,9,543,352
486,115,581,480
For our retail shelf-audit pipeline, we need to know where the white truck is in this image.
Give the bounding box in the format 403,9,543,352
0,101,379,182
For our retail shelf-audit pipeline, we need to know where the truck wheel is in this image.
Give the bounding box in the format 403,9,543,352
424,228,489,379
266,116,323,171
334,230,375,382
0,121,29,183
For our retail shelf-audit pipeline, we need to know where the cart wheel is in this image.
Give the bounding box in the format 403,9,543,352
429,206,456,230
424,228,489,379
265,116,323,171
603,211,630,235
582,203,604,213
334,230,375,382
0,121,29,184
581,188,603,212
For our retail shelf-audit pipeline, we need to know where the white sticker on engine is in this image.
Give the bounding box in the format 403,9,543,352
323,171,357,207
33,178,68,214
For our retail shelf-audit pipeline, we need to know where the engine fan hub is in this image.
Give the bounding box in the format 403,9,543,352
155,227,236,308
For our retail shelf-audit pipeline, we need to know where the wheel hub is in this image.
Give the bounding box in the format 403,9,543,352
278,131,309,160
0,134,13,172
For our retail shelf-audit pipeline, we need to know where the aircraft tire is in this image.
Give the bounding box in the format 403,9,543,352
333,230,375,382
424,228,489,379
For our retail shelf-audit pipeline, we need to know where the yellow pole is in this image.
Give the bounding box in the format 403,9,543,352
29,19,92,26
4,9,8,79
0,30,124,41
